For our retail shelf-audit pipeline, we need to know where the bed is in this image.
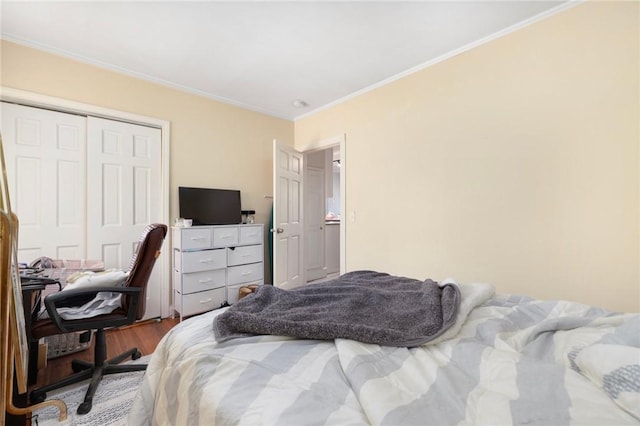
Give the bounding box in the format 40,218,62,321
129,271,640,425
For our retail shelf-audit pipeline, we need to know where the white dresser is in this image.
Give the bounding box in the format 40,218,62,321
172,224,264,319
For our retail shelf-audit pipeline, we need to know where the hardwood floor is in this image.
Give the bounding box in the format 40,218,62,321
30,317,180,390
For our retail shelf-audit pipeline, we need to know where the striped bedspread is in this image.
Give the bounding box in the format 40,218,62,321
129,283,640,425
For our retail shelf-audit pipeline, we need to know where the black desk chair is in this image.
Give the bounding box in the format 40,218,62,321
29,223,167,414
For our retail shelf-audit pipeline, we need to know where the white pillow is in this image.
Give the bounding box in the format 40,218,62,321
62,269,129,291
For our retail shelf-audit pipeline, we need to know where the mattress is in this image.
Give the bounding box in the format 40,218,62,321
129,283,639,425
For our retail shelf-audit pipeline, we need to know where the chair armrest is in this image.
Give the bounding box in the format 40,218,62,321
44,286,142,333
22,277,62,319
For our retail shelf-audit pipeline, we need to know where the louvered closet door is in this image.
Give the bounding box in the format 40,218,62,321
1,102,86,263
86,117,162,319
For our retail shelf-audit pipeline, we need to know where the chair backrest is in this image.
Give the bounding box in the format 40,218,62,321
123,223,168,320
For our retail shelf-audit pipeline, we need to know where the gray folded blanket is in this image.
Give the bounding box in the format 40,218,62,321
213,270,461,347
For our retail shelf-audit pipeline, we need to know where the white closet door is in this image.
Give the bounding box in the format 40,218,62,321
1,102,86,263
86,117,162,319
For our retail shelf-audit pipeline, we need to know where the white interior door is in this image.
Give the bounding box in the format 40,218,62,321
305,166,326,282
273,140,304,288
86,117,162,319
1,102,86,263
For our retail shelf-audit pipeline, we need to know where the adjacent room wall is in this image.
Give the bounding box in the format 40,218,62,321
0,39,294,229
295,1,640,312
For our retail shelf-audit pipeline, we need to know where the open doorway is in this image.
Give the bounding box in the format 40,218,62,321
303,142,343,284
271,134,345,288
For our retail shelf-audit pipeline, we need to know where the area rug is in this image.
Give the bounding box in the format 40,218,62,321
31,357,149,426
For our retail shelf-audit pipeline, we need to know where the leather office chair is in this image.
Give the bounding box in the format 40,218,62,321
30,223,168,415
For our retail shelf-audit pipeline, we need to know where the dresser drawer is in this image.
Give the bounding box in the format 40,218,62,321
213,227,239,247
175,227,212,251
227,245,263,266
239,225,263,246
176,248,226,273
180,269,226,294
175,287,225,317
228,262,264,285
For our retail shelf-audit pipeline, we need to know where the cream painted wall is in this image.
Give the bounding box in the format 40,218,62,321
0,40,294,231
295,2,640,312
1,2,638,312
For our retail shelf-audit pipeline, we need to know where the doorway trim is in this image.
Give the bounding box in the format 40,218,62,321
300,134,346,274
0,86,172,317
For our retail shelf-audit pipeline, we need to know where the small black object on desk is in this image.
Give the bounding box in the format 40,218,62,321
241,210,256,224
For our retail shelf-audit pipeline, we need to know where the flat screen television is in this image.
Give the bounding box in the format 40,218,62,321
179,187,242,225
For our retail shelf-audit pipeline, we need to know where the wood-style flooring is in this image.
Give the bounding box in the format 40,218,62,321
30,317,180,389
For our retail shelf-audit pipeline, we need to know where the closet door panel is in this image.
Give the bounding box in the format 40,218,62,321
134,166,152,224
86,116,162,319
14,157,40,226
1,102,86,263
102,163,124,225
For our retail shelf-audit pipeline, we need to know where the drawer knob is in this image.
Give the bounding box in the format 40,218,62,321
199,298,212,304
199,259,213,263
198,278,213,283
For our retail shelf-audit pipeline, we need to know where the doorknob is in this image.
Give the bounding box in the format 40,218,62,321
276,227,284,234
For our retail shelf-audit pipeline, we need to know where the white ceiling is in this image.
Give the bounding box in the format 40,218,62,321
1,1,570,121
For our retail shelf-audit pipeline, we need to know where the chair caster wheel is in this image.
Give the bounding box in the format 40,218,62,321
132,350,142,360
77,401,92,415
30,392,46,404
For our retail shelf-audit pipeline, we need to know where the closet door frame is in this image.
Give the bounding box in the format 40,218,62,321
1,87,172,318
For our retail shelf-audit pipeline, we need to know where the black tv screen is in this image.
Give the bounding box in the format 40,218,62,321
179,187,241,225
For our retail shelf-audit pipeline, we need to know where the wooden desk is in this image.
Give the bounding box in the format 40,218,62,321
19,276,61,386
